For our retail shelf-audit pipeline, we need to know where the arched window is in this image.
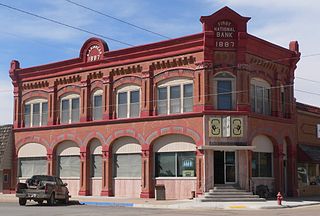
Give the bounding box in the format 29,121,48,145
24,99,48,127
117,85,140,118
157,78,193,115
252,135,273,177
18,143,47,178
56,141,80,178
112,137,141,177
60,94,80,124
92,89,103,121
89,139,102,177
250,78,271,115
153,135,196,177
213,72,236,110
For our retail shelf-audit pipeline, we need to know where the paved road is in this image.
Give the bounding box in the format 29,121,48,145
0,202,320,216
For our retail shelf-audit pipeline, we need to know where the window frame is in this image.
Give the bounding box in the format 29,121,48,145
154,151,196,178
24,99,48,127
60,94,80,124
157,79,193,115
250,79,272,115
92,89,103,121
213,72,236,110
252,152,273,178
116,85,140,119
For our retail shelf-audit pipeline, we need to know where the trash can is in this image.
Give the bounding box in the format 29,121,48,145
155,184,166,200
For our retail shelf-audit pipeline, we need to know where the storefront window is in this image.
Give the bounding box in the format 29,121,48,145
155,152,196,177
252,152,272,177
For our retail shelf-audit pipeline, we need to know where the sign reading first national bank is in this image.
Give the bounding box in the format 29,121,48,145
209,117,243,138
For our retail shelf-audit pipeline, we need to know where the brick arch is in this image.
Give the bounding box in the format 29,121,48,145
153,68,194,84
57,85,81,99
50,138,82,157
21,90,49,103
50,133,82,150
90,80,103,92
250,74,273,87
113,75,142,90
145,125,201,148
83,131,106,149
104,129,144,151
212,70,236,77
16,136,49,154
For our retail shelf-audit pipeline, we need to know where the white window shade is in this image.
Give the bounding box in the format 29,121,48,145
58,156,80,177
114,154,141,177
19,157,47,177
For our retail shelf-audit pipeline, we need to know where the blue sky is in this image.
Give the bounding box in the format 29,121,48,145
0,0,319,124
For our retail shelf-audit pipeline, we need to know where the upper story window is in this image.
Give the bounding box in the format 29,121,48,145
60,94,80,124
24,99,48,127
117,85,140,119
250,78,271,115
213,72,235,110
92,89,103,121
157,79,193,115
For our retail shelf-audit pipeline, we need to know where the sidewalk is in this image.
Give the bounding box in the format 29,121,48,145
1,193,320,210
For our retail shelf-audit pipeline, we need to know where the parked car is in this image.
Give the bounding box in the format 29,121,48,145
16,175,70,206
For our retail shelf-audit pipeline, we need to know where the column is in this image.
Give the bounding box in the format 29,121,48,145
274,144,284,194
196,149,204,196
140,70,153,117
140,145,154,198
48,86,57,125
102,75,113,120
80,80,89,122
47,149,56,176
13,86,22,128
194,61,213,112
79,147,90,196
236,32,250,112
271,79,281,117
101,149,113,196
236,67,250,111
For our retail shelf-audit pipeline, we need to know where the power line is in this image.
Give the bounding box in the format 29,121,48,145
65,0,171,40
0,2,134,47
296,76,320,84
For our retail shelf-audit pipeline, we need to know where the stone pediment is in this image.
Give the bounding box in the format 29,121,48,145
200,6,250,33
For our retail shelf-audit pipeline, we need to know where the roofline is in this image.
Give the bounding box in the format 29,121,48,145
296,102,320,115
12,33,204,76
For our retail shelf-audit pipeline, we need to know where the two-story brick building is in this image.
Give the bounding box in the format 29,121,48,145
9,7,302,199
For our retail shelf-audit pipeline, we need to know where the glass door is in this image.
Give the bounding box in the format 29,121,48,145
225,151,236,183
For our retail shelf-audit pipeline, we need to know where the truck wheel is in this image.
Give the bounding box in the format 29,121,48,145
37,200,44,205
48,193,55,206
19,198,27,206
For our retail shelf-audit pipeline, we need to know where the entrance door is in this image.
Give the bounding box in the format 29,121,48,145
214,151,225,184
214,151,236,184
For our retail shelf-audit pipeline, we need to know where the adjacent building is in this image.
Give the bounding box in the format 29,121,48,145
296,103,320,196
8,7,305,199
0,125,13,193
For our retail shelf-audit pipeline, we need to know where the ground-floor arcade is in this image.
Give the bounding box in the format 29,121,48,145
11,116,298,199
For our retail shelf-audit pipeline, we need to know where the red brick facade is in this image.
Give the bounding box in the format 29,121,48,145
9,7,304,198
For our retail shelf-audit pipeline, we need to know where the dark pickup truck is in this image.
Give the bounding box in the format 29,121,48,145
16,175,70,206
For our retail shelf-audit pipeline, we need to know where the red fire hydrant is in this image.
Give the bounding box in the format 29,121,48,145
277,192,283,205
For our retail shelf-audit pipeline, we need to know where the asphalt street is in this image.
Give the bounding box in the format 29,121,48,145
0,202,320,216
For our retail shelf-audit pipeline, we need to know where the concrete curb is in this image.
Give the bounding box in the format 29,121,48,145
260,202,320,209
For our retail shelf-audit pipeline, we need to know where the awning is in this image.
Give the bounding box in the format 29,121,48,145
198,145,256,151
298,144,320,163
